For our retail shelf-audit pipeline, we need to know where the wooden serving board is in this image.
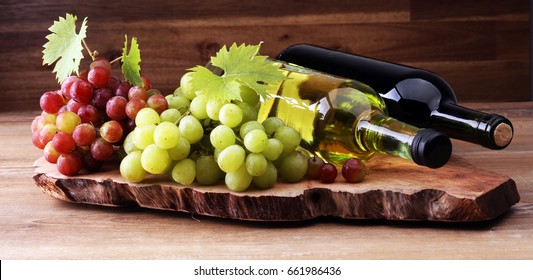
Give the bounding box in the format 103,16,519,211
33,155,520,222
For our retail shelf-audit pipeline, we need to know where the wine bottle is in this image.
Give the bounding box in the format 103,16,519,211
275,44,513,150
257,61,452,169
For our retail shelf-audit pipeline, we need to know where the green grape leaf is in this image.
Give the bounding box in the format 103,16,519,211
42,13,88,83
121,35,144,87
189,42,287,102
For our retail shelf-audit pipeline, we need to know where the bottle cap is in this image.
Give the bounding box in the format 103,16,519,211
411,129,452,168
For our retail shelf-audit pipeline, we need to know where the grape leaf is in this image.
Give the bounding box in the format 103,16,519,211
42,13,88,83
188,42,287,102
121,35,144,87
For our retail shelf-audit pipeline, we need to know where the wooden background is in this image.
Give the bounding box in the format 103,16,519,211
0,0,530,112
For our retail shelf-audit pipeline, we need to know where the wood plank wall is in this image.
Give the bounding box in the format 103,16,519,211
0,0,529,112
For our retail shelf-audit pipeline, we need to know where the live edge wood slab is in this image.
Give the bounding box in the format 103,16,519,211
33,154,519,222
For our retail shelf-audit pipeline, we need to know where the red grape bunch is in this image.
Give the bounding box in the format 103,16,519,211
31,58,168,176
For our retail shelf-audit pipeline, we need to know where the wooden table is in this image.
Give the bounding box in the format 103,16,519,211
1,102,532,260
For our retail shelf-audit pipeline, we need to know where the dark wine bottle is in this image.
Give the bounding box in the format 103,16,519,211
276,44,513,150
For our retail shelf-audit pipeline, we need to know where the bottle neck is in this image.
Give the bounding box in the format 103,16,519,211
431,102,513,149
357,113,452,168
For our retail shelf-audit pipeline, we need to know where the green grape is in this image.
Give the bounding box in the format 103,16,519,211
225,163,253,192
172,87,183,96
244,129,268,153
154,121,180,149
180,72,196,100
133,124,156,149
168,137,191,161
135,107,160,126
274,126,301,153
206,99,227,121
160,108,181,123
239,121,264,139
120,151,146,183
217,144,246,173
166,94,190,114
196,155,224,185
122,131,140,154
210,124,236,150
189,94,208,120
262,117,285,136
252,161,277,189
141,144,171,174
278,150,308,183
245,153,267,176
219,103,243,128
261,138,284,161
171,158,196,185
239,85,260,106
178,115,204,144
235,101,258,125
213,148,221,161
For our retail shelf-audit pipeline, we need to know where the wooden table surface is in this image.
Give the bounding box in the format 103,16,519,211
1,102,532,260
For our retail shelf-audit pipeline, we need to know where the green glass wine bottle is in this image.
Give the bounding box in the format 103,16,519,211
257,62,452,168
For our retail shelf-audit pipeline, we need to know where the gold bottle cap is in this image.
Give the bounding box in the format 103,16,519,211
493,122,513,148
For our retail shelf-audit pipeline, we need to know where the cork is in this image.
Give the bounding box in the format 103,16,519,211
493,123,513,147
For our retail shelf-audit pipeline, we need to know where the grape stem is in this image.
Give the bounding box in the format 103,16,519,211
82,39,98,61
109,56,123,65
173,109,191,125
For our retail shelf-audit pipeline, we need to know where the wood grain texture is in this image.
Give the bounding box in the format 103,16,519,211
0,0,529,112
1,104,533,259
32,155,519,222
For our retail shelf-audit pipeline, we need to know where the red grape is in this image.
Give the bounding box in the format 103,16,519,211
318,163,337,183
57,105,68,115
32,130,46,149
57,153,82,176
90,88,114,110
100,120,124,143
40,91,65,114
147,89,161,97
88,66,110,88
66,99,83,113
39,123,58,145
122,118,136,134
81,150,103,172
61,76,79,99
89,58,111,74
128,86,148,101
77,104,100,125
31,116,45,133
342,158,366,183
125,98,146,119
78,70,89,81
90,137,114,161
141,76,151,91
106,96,128,120
72,123,96,146
115,82,131,98
306,156,325,179
107,76,121,92
52,131,76,154
146,94,168,115
70,79,94,104
43,142,60,163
